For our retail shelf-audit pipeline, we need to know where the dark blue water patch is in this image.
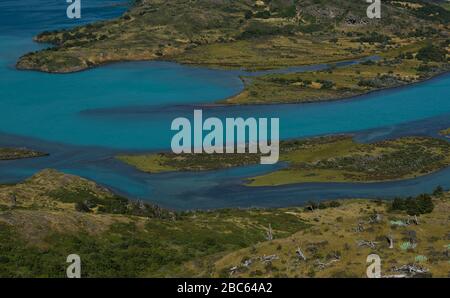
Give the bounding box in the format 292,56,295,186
58,162,450,210
0,132,118,183
191,166,450,210
68,70,450,151
78,56,384,117
354,113,450,143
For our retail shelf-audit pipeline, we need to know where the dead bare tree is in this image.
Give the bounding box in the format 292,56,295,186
266,224,273,241
357,240,378,249
406,215,419,225
383,274,407,278
393,264,428,277
9,192,16,207
314,251,341,270
296,247,307,261
242,259,253,268
355,222,364,232
261,254,278,263
229,266,238,275
315,257,340,270
369,213,382,224
386,235,394,249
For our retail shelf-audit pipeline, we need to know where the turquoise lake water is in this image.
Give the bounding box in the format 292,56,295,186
0,0,449,209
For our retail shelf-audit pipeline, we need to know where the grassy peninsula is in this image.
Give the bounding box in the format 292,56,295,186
14,0,449,107
248,135,450,186
117,135,450,186
225,42,449,104
16,0,449,73
0,169,448,277
0,148,48,161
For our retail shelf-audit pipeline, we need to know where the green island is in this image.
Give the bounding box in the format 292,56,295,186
0,148,48,161
117,135,450,186
0,169,448,277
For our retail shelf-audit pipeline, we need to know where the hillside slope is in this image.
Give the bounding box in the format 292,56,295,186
0,169,448,277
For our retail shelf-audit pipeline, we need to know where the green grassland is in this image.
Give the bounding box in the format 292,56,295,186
0,148,47,160
0,168,173,218
16,0,449,73
117,151,262,173
0,169,448,277
0,169,307,277
248,135,450,186
224,41,449,104
172,35,378,70
117,135,450,186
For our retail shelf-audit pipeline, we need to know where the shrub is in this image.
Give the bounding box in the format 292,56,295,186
416,64,434,72
240,22,292,38
75,201,91,213
316,79,334,89
278,5,297,18
391,194,434,215
299,23,329,34
357,32,391,44
305,200,341,211
416,45,447,62
432,186,444,197
254,10,271,19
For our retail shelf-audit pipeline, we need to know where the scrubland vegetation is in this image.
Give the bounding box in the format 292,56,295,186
117,135,450,186
0,169,447,277
17,0,449,75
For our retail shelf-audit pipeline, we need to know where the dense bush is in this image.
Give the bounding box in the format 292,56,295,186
416,45,447,62
277,5,297,18
254,10,271,19
240,22,295,38
432,185,444,197
391,194,434,216
357,32,391,44
397,52,414,60
416,64,435,73
75,201,91,213
0,208,307,277
298,23,329,34
411,4,450,24
316,79,335,89
48,188,175,219
305,200,341,211
358,78,380,88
